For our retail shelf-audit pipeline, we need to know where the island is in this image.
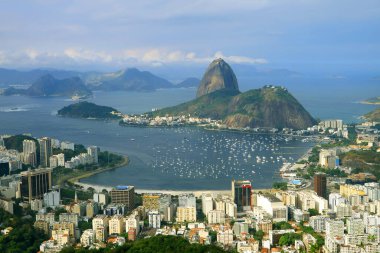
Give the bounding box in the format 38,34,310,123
57,101,122,120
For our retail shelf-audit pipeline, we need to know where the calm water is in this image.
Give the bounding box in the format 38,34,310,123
0,87,378,190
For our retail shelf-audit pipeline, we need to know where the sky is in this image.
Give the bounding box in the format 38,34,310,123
0,0,379,77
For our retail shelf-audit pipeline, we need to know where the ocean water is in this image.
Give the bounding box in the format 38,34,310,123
0,87,378,190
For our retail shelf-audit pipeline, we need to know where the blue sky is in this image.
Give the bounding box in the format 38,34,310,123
0,0,379,76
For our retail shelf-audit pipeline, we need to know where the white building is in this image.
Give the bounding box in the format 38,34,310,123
87,146,98,164
148,210,161,229
178,193,196,208
202,194,213,216
326,220,344,238
43,190,61,207
217,229,233,246
346,218,365,235
256,194,287,222
125,214,140,234
207,210,225,224
93,193,107,205
60,141,74,151
80,229,95,247
309,215,330,233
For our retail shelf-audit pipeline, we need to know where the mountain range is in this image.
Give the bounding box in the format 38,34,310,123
152,59,316,129
0,67,198,93
3,74,91,97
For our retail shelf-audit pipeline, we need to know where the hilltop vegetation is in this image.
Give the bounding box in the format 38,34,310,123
0,209,48,253
153,86,316,130
58,102,122,120
3,134,39,152
59,235,229,253
151,58,316,130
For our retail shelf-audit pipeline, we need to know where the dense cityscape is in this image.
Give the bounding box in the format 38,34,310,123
0,117,379,253
0,1,379,253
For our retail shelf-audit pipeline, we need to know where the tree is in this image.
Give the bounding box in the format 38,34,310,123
273,182,288,191
278,233,301,246
308,208,319,217
253,230,264,241
273,221,292,230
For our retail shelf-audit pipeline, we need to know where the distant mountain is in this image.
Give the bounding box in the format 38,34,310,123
196,58,239,98
363,107,380,121
3,74,92,97
152,59,316,130
87,68,174,91
0,68,86,86
176,77,200,88
58,101,121,120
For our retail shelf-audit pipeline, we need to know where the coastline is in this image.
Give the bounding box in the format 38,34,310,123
74,180,277,197
60,155,130,186
359,101,380,105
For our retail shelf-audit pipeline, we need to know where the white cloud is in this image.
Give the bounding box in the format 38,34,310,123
0,48,267,68
121,48,267,65
64,48,113,62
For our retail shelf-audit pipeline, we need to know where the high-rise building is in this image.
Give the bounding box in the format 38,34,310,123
87,146,98,164
202,194,213,216
23,139,37,167
232,180,252,211
313,173,327,199
20,168,52,202
110,186,135,210
148,210,161,228
39,137,52,168
143,194,160,211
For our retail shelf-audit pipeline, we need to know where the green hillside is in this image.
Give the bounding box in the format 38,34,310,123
152,86,316,130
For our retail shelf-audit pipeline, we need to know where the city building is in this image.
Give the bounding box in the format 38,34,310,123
176,207,196,222
86,200,99,218
256,193,287,222
87,146,98,164
178,193,196,208
59,213,79,227
314,173,327,199
202,194,213,216
217,229,233,246
110,186,135,210
109,215,125,235
20,168,52,202
125,214,140,235
80,229,95,247
43,189,61,207
232,180,252,212
309,215,330,232
93,192,107,205
143,194,160,211
39,137,52,168
207,210,225,224
22,139,37,167
92,215,110,242
60,141,74,151
148,210,161,228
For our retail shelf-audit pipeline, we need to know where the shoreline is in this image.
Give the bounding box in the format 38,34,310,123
65,155,129,186
73,181,276,197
